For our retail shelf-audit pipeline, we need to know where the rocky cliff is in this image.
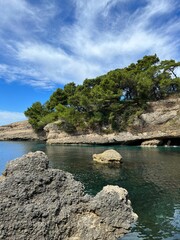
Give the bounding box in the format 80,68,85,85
132,97,180,134
45,97,180,145
0,151,137,240
0,97,179,145
0,120,45,141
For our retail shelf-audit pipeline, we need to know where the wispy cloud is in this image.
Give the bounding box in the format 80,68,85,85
0,0,179,89
0,110,26,126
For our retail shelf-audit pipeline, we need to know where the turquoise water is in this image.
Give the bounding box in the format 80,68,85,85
0,141,180,240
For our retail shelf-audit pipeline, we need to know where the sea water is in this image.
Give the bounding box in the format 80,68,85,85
0,141,179,240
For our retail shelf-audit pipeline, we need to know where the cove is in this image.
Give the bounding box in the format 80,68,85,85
0,141,179,240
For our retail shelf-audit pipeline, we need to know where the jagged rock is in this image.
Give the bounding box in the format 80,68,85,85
93,149,122,163
72,186,137,240
0,151,137,240
141,139,162,147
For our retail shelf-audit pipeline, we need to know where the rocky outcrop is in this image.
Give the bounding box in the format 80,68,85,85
141,139,162,147
0,151,137,240
1,97,179,145
45,97,180,145
132,97,180,132
0,120,45,141
141,139,163,147
93,149,122,163
44,125,180,145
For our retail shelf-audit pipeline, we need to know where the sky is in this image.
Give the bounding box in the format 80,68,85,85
0,0,180,125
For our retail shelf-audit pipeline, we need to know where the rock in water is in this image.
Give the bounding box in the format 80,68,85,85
0,151,137,240
141,139,162,147
93,149,122,163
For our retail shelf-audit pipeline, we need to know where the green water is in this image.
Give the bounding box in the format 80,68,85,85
0,141,180,240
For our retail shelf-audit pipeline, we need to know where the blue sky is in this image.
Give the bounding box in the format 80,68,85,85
0,0,180,125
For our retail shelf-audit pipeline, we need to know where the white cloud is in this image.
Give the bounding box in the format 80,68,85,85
0,110,27,126
0,0,57,36
0,42,101,88
58,0,180,70
0,0,179,88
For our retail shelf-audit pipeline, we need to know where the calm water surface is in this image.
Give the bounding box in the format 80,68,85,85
0,141,180,240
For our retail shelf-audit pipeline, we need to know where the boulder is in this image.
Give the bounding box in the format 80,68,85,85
141,139,162,147
93,149,122,163
0,151,137,240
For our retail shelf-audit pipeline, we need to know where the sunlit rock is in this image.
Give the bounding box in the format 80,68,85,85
141,139,162,147
93,149,122,163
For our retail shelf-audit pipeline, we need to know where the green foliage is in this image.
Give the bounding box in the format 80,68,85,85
64,82,76,99
25,55,180,133
37,112,58,130
24,102,49,131
55,104,87,132
56,120,76,134
87,112,104,131
46,88,67,111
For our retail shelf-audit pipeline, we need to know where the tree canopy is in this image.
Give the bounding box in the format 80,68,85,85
25,55,180,132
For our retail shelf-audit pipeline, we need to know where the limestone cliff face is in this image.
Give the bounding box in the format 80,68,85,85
0,151,137,240
0,120,45,141
0,97,179,144
45,97,180,145
132,97,180,134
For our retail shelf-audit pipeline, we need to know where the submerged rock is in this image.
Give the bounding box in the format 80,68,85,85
0,151,137,240
93,149,122,163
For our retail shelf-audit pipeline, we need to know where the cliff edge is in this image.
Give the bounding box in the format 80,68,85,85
0,120,45,141
0,97,179,145
45,97,180,145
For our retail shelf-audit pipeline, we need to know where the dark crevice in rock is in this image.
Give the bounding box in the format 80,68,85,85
119,137,180,146
161,137,180,146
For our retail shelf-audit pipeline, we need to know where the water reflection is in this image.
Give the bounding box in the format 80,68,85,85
92,162,121,180
0,142,179,240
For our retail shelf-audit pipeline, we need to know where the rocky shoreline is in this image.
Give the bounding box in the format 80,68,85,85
44,128,180,146
0,98,179,146
0,120,45,141
0,151,137,240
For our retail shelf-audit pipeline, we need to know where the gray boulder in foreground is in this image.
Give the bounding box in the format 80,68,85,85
93,149,122,164
0,151,137,240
